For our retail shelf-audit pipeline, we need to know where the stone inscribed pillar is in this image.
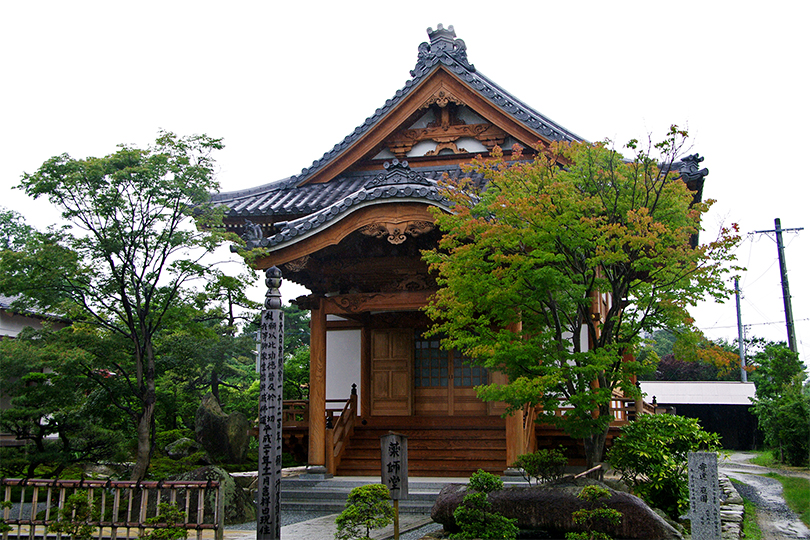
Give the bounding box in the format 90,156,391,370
688,451,721,540
257,267,284,540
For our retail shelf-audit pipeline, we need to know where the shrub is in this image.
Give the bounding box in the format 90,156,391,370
512,447,568,485
566,485,622,540
335,484,394,540
0,501,12,534
47,490,97,540
607,414,720,518
139,503,188,540
451,470,519,540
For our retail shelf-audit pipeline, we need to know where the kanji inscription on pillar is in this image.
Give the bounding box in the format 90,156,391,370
381,432,408,500
688,451,720,540
257,267,284,540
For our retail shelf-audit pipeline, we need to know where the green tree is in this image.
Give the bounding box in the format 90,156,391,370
334,484,394,540
450,470,518,540
282,302,311,352
0,206,35,251
424,128,739,467
567,485,622,540
749,341,809,466
511,447,567,485
749,340,806,400
283,345,310,400
638,328,741,381
154,284,260,428
0,325,129,478
0,131,234,480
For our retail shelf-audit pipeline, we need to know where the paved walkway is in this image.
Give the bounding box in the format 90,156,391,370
218,513,433,540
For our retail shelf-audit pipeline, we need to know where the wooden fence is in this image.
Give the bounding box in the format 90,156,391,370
1,478,224,540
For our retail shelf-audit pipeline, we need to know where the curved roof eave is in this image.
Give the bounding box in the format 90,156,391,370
238,160,453,252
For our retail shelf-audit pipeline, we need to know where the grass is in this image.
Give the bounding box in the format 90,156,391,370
741,497,763,540
730,478,763,540
764,472,810,527
748,450,779,468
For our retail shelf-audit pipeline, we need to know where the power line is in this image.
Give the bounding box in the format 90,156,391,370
702,317,810,331
750,218,804,353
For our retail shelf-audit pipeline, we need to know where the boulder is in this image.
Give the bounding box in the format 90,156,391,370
431,478,682,540
171,466,256,525
164,437,202,460
195,393,249,463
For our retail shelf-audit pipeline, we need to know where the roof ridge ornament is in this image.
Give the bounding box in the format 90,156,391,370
411,23,475,78
678,154,709,182
365,159,432,188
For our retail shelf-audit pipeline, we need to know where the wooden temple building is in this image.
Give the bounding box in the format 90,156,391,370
212,25,707,477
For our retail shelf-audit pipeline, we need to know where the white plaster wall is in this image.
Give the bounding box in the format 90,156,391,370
455,137,487,153
457,107,485,124
580,325,590,352
0,312,66,338
407,140,438,157
1,312,44,338
326,329,362,414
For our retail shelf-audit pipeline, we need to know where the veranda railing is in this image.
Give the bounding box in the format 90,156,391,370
1,478,224,540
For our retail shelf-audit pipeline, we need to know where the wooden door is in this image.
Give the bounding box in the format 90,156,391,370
413,334,488,416
370,329,413,416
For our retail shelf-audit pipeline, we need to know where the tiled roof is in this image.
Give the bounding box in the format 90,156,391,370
212,24,708,252
284,24,582,187
228,160,480,250
0,294,68,321
212,24,582,214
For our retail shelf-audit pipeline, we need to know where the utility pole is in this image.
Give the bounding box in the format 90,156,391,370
752,218,803,353
735,278,747,382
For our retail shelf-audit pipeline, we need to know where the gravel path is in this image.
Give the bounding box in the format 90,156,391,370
720,452,809,540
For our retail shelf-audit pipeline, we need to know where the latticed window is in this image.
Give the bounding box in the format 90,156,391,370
414,332,487,388
453,350,488,387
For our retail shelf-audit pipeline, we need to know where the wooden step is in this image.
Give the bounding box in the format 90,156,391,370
335,416,507,476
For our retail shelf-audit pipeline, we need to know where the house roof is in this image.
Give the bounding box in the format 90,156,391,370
212,24,709,256
217,161,488,251
0,294,70,325
282,24,583,188
212,25,583,225
639,381,756,406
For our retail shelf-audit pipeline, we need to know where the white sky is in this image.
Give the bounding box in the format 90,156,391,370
2,1,808,368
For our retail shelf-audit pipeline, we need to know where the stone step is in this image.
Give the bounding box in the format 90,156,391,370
278,476,458,514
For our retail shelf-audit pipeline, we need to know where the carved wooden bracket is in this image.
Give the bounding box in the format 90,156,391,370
283,255,311,272
360,220,435,244
383,100,507,158
422,89,466,109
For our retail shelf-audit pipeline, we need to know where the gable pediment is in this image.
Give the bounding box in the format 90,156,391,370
213,24,584,265
298,67,577,186
294,25,581,186
380,83,508,159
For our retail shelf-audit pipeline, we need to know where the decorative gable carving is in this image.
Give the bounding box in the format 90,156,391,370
422,88,466,109
360,220,435,245
383,98,507,158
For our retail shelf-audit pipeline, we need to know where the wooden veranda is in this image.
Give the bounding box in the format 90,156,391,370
277,387,656,477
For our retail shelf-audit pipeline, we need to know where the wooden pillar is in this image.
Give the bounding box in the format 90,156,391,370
307,296,329,476
504,320,524,474
623,352,643,419
360,326,371,419
505,406,523,468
